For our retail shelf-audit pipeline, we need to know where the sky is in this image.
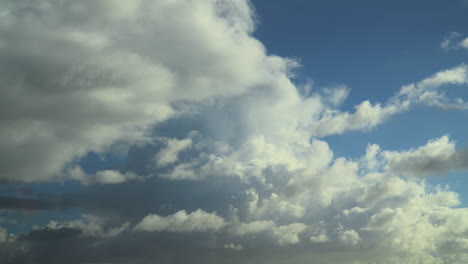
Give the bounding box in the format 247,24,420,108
0,0,468,263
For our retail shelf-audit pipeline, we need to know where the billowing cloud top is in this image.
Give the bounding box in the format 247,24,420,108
1,1,468,264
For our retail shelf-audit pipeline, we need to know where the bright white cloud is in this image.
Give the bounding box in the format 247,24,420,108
135,209,226,232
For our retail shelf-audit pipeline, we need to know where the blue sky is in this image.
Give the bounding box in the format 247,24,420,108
1,0,468,263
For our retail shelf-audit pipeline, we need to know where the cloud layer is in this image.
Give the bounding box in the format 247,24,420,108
1,0,468,264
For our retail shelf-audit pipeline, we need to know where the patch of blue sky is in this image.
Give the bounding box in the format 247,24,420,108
78,151,127,175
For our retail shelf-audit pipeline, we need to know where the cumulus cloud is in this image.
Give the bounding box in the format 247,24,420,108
0,0,285,183
2,0,465,184
155,138,192,167
1,0,468,264
361,136,468,178
134,209,225,232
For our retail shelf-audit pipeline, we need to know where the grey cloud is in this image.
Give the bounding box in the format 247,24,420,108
388,149,468,177
379,136,468,177
20,227,82,242
0,196,77,211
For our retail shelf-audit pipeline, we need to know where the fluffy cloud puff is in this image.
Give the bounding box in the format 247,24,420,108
134,209,225,232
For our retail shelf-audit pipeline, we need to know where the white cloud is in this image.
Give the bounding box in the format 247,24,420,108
0,226,15,243
155,138,192,167
135,209,226,232
224,243,244,250
0,0,292,183
441,32,462,49
232,220,307,245
273,223,307,245
43,214,129,238
2,1,468,263
233,220,276,236
383,136,457,177
310,233,329,243
312,64,468,136
415,64,468,89
67,166,140,184
441,32,468,50
460,37,468,49
338,229,360,246
360,135,468,178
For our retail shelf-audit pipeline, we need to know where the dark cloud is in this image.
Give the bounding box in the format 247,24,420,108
0,196,78,211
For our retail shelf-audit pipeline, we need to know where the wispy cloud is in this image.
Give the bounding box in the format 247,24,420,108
441,31,468,50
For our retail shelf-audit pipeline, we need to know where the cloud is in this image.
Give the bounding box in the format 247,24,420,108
311,64,468,136
441,32,468,50
134,209,225,232
0,196,77,211
1,0,468,263
67,166,140,185
224,243,244,250
2,0,465,184
361,135,468,178
155,138,192,167
460,37,468,49
383,136,468,177
441,32,462,49
0,226,15,243
233,220,276,236
0,0,286,183
23,214,130,241
272,223,307,245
